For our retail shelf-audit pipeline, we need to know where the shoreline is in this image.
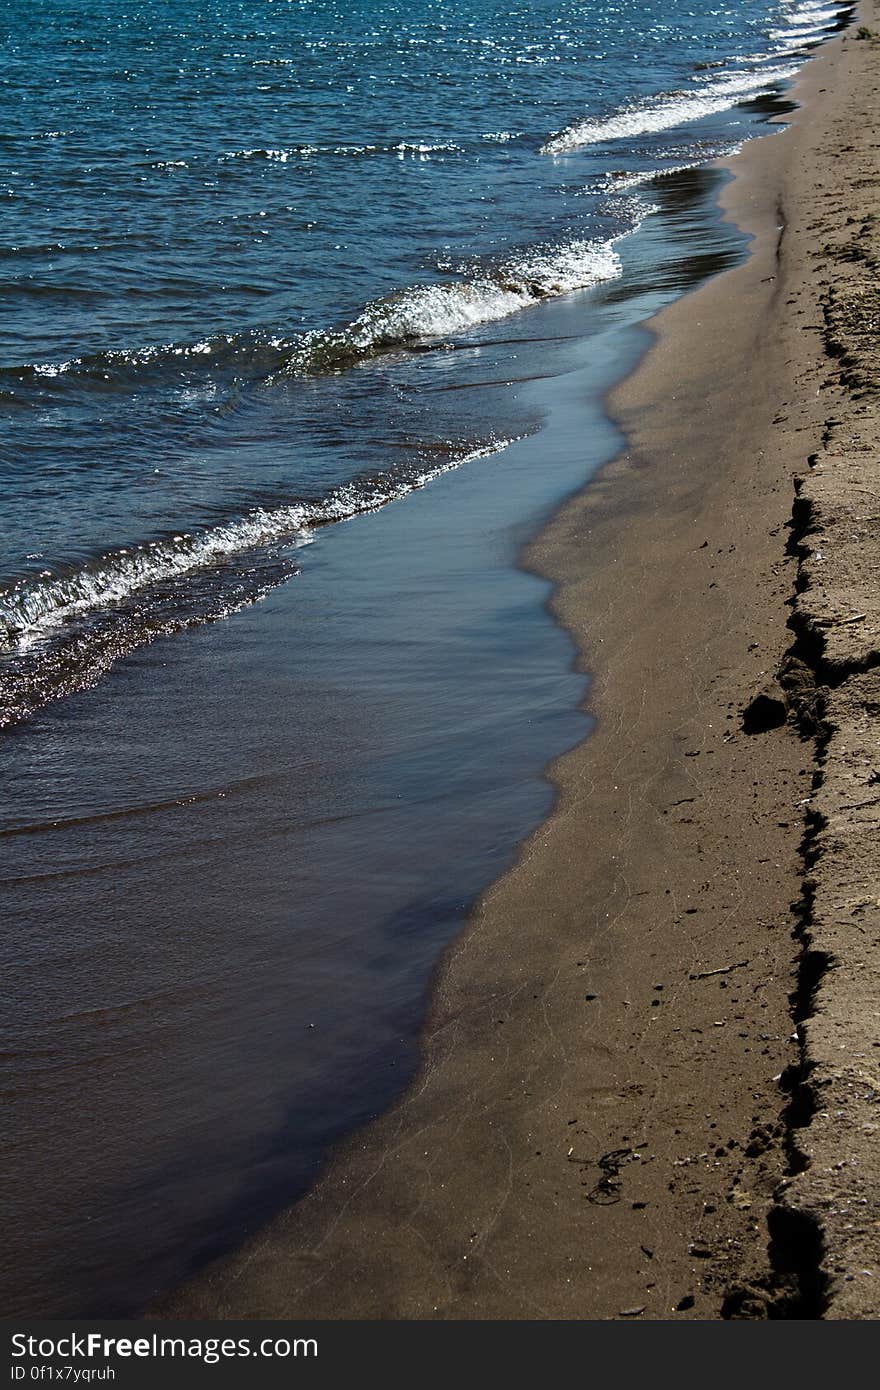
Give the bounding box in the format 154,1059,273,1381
3,111,761,1322
157,7,879,1320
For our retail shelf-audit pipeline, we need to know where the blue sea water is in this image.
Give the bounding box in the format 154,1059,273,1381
0,0,850,1318
0,0,846,719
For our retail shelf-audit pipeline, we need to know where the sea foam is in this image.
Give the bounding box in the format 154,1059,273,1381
0,441,516,651
541,64,801,155
15,232,628,389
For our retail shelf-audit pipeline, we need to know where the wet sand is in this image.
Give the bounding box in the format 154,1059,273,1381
158,6,880,1319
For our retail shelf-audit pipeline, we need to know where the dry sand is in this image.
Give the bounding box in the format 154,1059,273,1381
158,4,880,1320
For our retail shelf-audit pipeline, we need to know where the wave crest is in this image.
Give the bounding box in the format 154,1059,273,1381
541,64,801,155
275,236,627,378
10,233,628,391
0,441,516,652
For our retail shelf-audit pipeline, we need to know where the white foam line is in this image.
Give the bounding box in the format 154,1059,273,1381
25,233,630,385
280,232,629,377
0,442,516,651
219,141,463,163
541,64,800,155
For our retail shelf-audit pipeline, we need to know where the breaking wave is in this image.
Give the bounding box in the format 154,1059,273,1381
0,440,515,653
541,64,802,155
10,233,628,391
272,234,626,379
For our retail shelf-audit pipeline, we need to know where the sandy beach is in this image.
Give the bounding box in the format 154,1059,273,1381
154,6,880,1321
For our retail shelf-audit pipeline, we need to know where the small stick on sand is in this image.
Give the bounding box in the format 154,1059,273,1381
689,960,750,981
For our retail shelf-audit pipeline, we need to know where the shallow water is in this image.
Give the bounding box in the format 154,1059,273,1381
0,0,846,720
0,0,851,1318
0,160,762,1317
